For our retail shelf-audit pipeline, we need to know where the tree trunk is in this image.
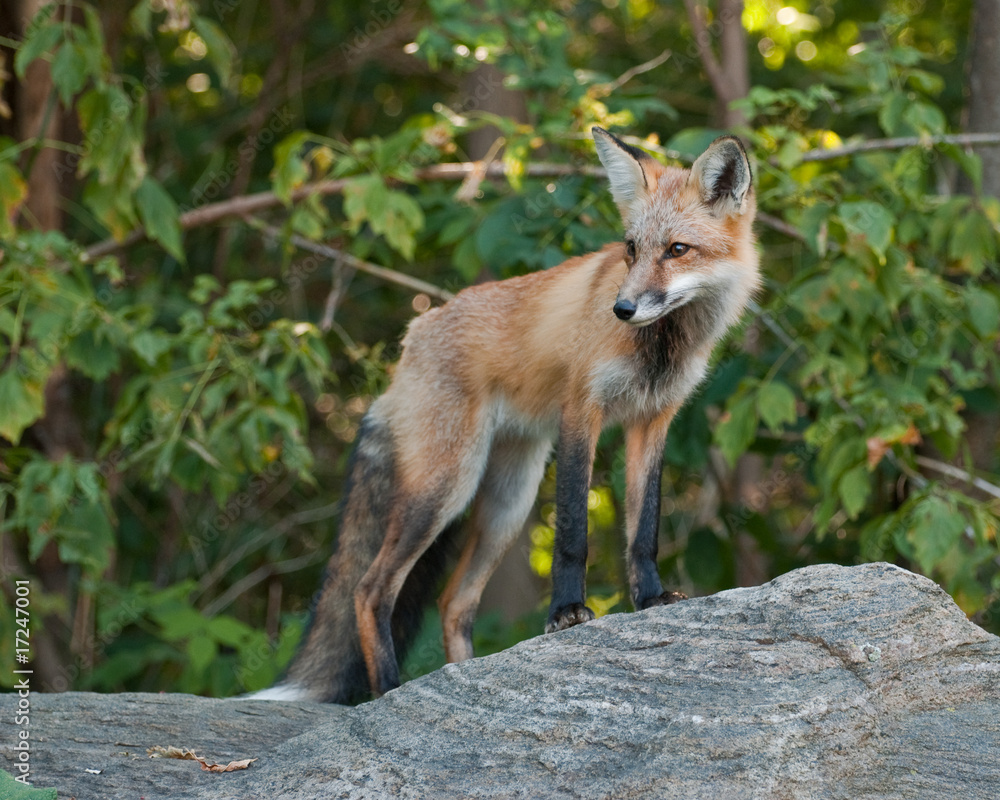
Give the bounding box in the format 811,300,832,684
683,0,749,128
7,0,86,692
15,0,62,230
964,0,1000,198
958,0,1000,475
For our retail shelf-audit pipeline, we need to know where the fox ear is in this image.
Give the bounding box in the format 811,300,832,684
593,126,651,222
691,135,753,217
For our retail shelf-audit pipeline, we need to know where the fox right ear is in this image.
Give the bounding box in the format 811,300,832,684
691,135,753,218
593,126,651,222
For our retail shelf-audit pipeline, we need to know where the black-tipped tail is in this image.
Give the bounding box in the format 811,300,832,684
269,411,458,704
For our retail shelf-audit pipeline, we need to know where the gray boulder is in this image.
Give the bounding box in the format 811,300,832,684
2,562,998,799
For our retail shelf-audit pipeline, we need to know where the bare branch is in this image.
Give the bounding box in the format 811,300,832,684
319,252,355,332
600,49,672,96
248,218,455,302
202,550,328,617
795,132,1000,163
755,211,807,242
914,455,1000,501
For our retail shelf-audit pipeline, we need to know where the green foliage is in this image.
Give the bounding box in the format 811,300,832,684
1,0,998,698
0,769,57,800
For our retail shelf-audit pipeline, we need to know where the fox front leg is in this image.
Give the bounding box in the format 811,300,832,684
545,413,601,633
625,408,687,610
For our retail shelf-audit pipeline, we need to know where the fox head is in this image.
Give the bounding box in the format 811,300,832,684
592,126,757,327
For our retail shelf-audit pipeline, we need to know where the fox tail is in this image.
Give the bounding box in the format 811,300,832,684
250,409,456,703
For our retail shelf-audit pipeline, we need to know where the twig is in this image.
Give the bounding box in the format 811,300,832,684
601,49,672,95
195,500,341,599
455,135,506,203
248,218,455,302
914,455,1000,501
319,251,355,332
793,132,1000,163
202,550,328,617
755,211,807,243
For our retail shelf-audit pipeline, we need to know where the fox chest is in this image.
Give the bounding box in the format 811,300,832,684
588,304,718,423
589,349,708,424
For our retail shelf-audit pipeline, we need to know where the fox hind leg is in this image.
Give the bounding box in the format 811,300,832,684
438,434,552,663
354,416,493,697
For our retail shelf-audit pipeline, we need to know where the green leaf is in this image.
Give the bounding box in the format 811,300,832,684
135,176,184,261
343,175,388,231
437,213,475,246
902,102,946,135
208,616,253,647
839,201,894,258
714,391,759,466
50,43,89,105
192,16,234,87
290,202,325,239
0,369,45,444
757,381,797,432
187,633,218,674
57,500,114,573
155,606,207,640
130,0,154,36
14,17,61,78
908,496,965,575
966,287,1000,338
377,191,425,260
786,276,842,326
838,463,870,519
272,131,311,205
65,330,121,381
949,212,997,275
131,329,174,366
878,91,909,136
906,69,944,96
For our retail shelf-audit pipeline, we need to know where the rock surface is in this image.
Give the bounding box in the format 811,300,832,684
2,563,999,799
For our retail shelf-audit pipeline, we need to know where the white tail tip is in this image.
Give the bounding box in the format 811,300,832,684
242,683,312,701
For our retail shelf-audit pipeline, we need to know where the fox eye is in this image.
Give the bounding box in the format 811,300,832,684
667,242,690,258
625,240,637,262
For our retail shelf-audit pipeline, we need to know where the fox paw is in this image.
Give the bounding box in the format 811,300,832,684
638,590,688,610
545,603,595,634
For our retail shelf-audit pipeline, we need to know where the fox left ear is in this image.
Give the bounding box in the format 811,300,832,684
592,126,651,223
691,135,753,217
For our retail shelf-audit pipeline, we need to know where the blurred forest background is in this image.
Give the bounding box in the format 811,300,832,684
1,0,999,697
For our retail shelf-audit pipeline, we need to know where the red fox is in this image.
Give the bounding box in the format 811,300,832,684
255,127,759,703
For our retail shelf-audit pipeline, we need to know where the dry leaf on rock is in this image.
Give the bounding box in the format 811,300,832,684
200,758,258,772
147,744,256,772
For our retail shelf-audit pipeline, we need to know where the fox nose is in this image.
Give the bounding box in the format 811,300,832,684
613,299,637,320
